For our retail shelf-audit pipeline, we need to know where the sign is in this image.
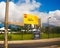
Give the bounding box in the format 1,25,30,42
33,30,40,39
24,14,38,24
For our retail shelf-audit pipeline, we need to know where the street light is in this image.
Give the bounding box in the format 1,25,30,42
48,17,51,38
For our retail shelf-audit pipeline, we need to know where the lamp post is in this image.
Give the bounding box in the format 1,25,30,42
48,17,51,38
4,0,9,48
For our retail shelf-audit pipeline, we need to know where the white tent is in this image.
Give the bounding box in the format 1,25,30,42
0,27,10,31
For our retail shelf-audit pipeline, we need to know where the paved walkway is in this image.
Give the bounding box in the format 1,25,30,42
38,45,60,48
0,38,60,44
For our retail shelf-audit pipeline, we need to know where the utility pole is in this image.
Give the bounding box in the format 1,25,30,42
48,17,51,38
38,18,41,29
4,0,9,48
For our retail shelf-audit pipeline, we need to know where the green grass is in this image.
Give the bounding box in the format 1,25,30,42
0,33,60,40
8,33,33,40
0,34,4,40
23,34,33,40
40,33,60,39
40,33,48,39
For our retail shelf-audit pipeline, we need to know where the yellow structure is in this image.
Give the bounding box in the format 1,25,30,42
24,14,38,24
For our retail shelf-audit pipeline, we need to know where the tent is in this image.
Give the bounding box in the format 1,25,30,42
0,27,10,31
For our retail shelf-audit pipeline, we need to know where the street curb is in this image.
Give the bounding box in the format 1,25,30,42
0,38,60,44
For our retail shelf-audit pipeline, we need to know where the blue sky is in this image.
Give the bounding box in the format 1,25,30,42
0,0,60,13
37,0,60,13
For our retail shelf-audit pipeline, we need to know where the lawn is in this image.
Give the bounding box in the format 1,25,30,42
10,33,33,40
0,33,60,40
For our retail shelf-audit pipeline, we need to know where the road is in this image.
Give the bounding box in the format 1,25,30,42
0,38,60,48
0,41,60,48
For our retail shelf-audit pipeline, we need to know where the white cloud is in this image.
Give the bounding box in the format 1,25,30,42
0,0,41,23
0,2,5,22
48,10,60,26
0,0,60,26
29,11,48,23
30,10,60,26
16,0,41,11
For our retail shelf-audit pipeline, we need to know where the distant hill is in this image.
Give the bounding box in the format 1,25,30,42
42,23,48,27
0,24,4,28
8,24,19,29
0,23,56,29
0,24,18,29
42,23,56,27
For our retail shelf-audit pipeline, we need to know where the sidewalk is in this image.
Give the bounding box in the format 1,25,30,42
0,38,60,44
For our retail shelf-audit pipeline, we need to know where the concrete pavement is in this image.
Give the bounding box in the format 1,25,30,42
0,38,60,48
0,38,60,44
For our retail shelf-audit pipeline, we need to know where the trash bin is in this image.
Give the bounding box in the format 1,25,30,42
33,29,40,39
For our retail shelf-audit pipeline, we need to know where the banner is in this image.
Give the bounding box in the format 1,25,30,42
24,14,38,24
